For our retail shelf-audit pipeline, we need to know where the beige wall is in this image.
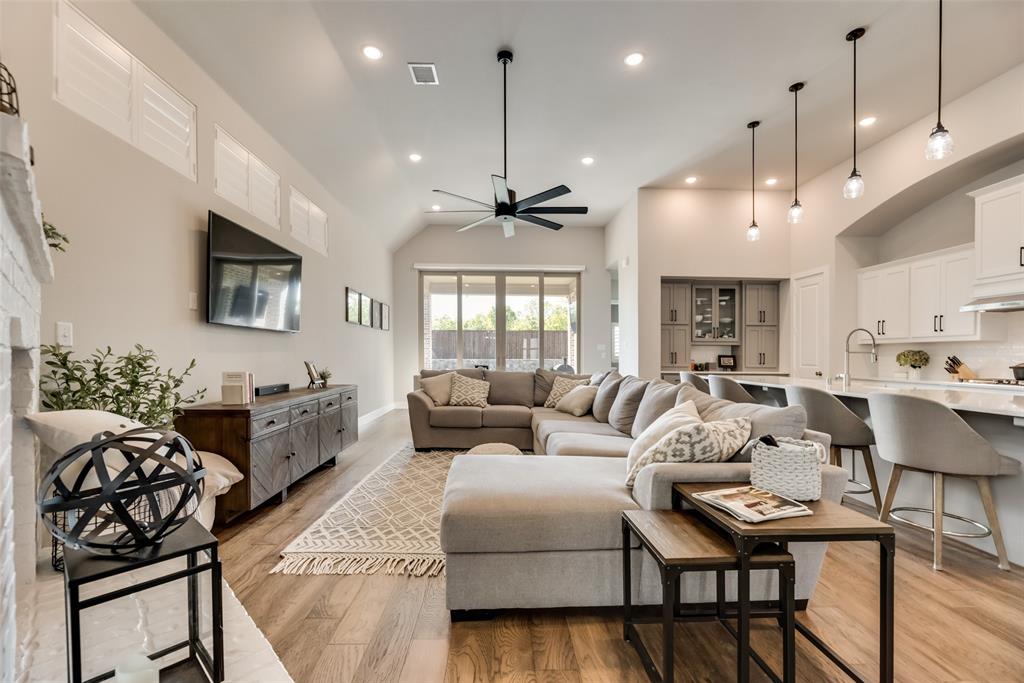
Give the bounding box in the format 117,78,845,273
635,188,791,378
2,0,395,417
790,62,1024,377
391,224,611,400
604,197,639,374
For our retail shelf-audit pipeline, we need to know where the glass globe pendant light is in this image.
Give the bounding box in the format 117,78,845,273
787,82,805,223
926,0,954,160
746,121,761,242
843,28,866,200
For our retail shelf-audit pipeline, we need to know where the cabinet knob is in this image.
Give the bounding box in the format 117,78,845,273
338,428,344,433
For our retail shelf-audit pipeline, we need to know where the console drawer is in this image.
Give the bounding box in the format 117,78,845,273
290,399,319,422
250,408,289,439
318,395,342,412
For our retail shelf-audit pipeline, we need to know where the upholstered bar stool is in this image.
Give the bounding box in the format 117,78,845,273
785,385,882,512
679,372,710,393
708,375,757,404
868,393,1019,571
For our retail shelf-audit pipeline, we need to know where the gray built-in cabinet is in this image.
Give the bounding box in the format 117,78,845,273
660,279,780,371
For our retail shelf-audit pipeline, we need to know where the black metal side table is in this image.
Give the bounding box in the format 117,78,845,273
622,510,796,683
63,518,224,683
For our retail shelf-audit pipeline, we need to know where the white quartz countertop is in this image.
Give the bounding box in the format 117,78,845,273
726,374,1024,419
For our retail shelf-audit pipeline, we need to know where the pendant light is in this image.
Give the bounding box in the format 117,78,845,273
787,82,805,224
746,121,761,242
843,28,866,200
926,0,954,160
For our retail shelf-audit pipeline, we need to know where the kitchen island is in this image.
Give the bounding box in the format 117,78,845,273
711,373,1024,566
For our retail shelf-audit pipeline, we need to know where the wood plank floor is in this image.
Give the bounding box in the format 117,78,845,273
216,410,1024,683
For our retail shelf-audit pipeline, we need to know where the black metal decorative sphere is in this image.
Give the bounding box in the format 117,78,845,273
38,428,205,556
0,62,19,116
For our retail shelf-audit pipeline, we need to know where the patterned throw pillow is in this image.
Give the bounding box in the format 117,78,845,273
545,376,590,408
625,417,752,487
449,373,490,408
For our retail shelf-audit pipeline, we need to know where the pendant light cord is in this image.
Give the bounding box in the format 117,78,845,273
793,88,799,201
751,124,756,223
852,37,858,170
503,59,508,180
937,0,943,125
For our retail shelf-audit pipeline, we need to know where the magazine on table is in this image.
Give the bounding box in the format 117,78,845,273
693,486,813,523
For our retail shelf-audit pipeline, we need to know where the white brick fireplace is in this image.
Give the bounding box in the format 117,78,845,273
1,112,53,683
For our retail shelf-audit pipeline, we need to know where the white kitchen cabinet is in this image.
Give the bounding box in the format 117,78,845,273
969,174,1024,287
857,245,1004,344
744,327,778,369
744,283,779,326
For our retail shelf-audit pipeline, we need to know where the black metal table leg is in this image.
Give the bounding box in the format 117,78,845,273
623,518,632,642
211,548,225,683
737,544,752,683
716,570,726,620
187,550,198,661
879,537,895,683
781,562,796,683
66,582,81,683
661,565,676,683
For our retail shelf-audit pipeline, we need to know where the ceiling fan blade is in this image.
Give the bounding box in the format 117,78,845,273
433,189,494,209
456,215,495,232
423,210,493,213
502,219,515,239
492,175,511,205
514,185,570,212
521,206,589,215
517,214,563,231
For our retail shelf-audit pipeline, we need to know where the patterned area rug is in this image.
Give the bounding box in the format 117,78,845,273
271,446,459,577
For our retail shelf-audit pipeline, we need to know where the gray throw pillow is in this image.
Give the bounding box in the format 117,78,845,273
534,368,592,406
677,385,807,441
592,371,623,423
589,370,611,386
631,381,683,438
608,376,649,435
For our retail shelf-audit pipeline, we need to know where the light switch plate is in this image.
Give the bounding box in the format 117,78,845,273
56,321,73,346
188,292,199,311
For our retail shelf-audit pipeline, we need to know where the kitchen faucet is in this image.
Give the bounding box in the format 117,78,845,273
839,328,878,390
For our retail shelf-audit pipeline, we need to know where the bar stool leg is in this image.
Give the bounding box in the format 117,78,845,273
976,476,1011,571
859,447,882,512
933,472,945,571
878,465,903,523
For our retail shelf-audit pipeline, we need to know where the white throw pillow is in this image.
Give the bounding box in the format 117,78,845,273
626,401,702,479
626,416,752,487
449,373,490,408
545,376,590,408
196,450,244,498
555,385,599,417
25,409,146,455
421,372,455,406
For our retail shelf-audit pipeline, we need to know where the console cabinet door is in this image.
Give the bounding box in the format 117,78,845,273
250,428,290,506
289,417,320,483
341,402,358,450
318,407,342,464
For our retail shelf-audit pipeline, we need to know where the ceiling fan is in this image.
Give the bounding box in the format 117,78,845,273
430,49,588,238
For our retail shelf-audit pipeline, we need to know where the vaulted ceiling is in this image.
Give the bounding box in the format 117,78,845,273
138,1,1024,248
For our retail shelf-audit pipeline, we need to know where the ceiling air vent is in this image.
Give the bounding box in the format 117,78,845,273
408,63,439,85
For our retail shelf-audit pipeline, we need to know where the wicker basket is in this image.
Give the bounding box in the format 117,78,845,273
750,437,825,502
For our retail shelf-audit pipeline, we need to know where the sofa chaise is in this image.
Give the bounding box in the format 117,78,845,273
416,370,844,613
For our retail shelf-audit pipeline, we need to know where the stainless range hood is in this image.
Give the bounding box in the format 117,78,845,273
960,294,1024,313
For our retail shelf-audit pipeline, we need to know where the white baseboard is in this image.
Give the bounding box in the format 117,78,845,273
358,403,404,429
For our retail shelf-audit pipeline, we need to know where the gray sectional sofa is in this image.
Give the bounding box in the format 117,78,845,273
413,370,846,613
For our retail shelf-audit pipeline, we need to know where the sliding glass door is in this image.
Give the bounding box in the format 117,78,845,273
420,271,580,372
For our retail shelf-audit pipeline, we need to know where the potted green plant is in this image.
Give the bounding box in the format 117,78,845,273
896,349,930,381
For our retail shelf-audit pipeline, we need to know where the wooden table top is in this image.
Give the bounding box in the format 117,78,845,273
622,510,792,569
673,483,894,541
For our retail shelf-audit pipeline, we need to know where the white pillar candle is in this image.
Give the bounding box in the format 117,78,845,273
113,653,159,683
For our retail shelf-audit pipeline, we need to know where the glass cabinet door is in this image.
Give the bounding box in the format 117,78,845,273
715,286,739,341
692,286,715,342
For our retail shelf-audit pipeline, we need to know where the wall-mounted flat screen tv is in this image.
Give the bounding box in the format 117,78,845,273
207,211,301,332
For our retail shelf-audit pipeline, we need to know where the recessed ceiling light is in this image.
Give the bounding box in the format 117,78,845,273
684,176,698,184
765,178,778,186
624,52,644,67
431,204,441,211
859,116,877,127
408,153,422,162
362,45,383,61
581,156,595,166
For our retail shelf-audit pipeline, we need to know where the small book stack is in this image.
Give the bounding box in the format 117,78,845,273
222,371,255,405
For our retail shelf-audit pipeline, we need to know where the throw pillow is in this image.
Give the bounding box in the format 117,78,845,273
626,400,702,478
196,450,244,498
592,371,623,422
677,385,807,442
608,376,650,435
25,409,146,455
631,381,683,438
449,373,490,408
555,385,599,417
589,370,611,386
626,417,752,487
420,371,455,406
533,368,592,406
545,376,591,408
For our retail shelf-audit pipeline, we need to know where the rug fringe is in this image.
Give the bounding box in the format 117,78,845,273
271,553,446,577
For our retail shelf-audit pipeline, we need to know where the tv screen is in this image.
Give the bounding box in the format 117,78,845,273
207,211,301,332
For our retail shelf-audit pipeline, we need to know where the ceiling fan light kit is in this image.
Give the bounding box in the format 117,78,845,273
431,48,588,238
842,27,867,200
926,0,954,160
